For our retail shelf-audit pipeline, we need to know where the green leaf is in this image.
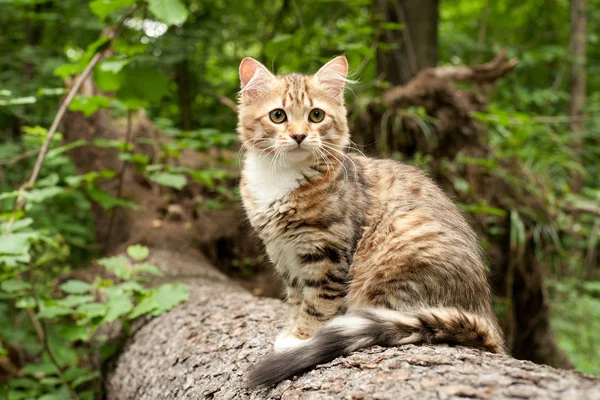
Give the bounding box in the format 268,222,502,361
116,281,146,294
127,244,149,261
0,232,37,254
22,362,59,377
60,280,92,294
0,217,33,233
71,371,100,389
136,262,162,276
59,325,91,342
93,58,129,92
148,0,189,26
129,283,189,319
148,172,187,189
68,95,111,117
0,279,30,293
27,187,64,203
46,139,88,159
15,296,36,309
85,187,140,210
117,66,170,109
98,255,132,280
89,0,135,20
93,138,133,151
103,293,133,323
38,302,72,319
0,96,36,106
0,232,39,266
56,295,94,308
380,22,404,31
76,303,107,319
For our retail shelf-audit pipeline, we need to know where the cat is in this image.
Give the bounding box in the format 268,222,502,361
237,55,506,388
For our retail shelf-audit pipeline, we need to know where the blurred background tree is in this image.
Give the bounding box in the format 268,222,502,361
1,0,599,397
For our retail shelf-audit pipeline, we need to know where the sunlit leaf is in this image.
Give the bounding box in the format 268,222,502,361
127,244,149,261
60,280,92,294
148,172,187,190
148,0,189,26
89,0,135,20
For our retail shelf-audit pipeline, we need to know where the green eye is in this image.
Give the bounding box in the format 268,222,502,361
308,108,325,123
269,109,287,123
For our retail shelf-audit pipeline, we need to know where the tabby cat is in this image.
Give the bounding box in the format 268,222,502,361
237,55,506,387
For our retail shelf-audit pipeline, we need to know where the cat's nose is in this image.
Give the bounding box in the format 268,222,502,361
290,133,307,144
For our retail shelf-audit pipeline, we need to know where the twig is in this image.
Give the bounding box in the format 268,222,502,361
27,270,81,400
5,5,137,232
0,149,39,166
105,109,133,252
200,89,237,112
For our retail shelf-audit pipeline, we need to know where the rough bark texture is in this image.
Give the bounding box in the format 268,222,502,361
105,256,600,399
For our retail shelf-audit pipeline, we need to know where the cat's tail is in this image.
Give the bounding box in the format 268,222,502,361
247,307,505,388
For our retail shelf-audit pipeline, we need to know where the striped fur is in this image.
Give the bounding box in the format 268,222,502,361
237,56,506,388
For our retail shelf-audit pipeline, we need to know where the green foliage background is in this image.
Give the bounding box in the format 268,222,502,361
1,0,599,397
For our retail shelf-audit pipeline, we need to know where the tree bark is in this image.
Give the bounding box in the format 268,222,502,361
374,0,438,85
569,0,586,192
104,252,600,399
175,59,193,130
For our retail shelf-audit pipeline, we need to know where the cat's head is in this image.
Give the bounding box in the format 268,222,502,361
237,56,350,165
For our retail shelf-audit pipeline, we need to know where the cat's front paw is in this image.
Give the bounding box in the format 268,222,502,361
274,332,309,352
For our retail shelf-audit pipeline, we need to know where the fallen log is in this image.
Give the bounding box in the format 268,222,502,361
105,252,600,399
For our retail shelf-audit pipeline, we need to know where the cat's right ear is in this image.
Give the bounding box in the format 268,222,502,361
239,57,275,100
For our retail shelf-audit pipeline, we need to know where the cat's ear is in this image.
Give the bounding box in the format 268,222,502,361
314,55,348,99
239,57,275,100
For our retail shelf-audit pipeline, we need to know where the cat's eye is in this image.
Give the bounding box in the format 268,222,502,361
308,108,325,123
269,109,287,124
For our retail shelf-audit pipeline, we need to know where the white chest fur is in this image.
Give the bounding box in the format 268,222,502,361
243,151,315,209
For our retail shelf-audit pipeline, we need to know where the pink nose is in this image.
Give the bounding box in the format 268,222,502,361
291,134,307,144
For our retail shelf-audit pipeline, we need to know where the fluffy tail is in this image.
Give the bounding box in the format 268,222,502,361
247,307,505,388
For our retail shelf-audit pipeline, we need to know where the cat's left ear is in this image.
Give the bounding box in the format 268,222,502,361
314,55,348,99
239,57,275,100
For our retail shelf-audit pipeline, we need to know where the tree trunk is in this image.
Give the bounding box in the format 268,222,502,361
104,252,600,399
175,59,193,130
373,0,438,84
569,0,586,193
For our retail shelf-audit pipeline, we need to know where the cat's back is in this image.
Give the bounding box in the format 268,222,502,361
351,155,466,220
349,154,480,256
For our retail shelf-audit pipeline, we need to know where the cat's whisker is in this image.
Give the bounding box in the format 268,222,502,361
313,148,332,179
257,144,278,165
347,140,366,158
236,138,270,167
320,145,348,183
321,142,357,181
